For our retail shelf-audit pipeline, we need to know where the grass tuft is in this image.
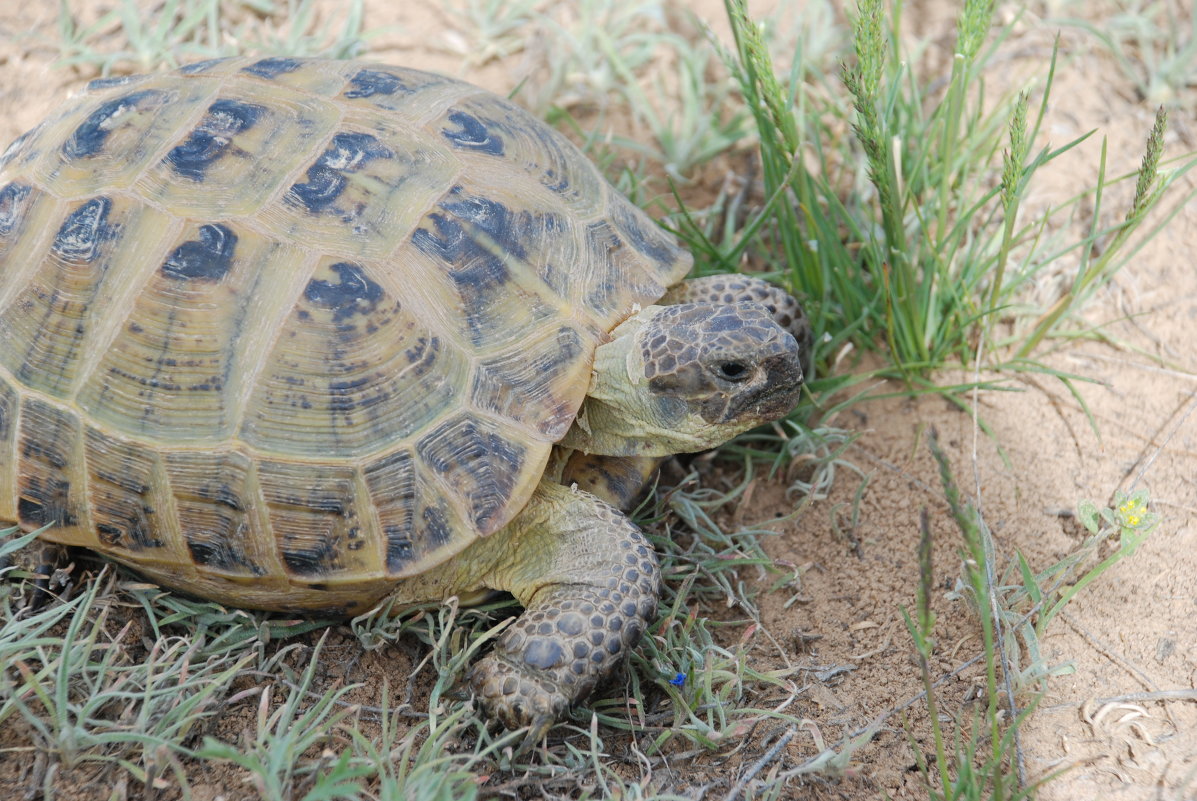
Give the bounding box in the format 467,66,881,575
54,0,368,74
1052,0,1197,110
899,432,1162,799
710,0,1197,398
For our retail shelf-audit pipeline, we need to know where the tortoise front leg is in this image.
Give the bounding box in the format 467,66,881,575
467,481,660,739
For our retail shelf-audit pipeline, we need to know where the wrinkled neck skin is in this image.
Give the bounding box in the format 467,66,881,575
559,308,753,457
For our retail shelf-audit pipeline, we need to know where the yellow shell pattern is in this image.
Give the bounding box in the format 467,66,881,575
0,57,690,613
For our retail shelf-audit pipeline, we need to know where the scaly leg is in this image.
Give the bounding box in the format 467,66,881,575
382,481,660,741
0,532,71,612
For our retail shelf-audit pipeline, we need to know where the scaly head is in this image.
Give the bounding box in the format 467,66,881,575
561,302,804,456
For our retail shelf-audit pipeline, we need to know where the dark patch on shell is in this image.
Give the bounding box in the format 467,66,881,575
83,428,166,553
94,515,160,551
441,111,504,156
64,89,164,159
303,262,383,321
421,506,451,548
0,127,40,170
416,415,524,532
344,68,411,98
281,539,339,576
160,224,238,281
166,98,266,181
242,57,302,79
17,486,73,527
187,536,261,573
85,75,140,91
363,449,426,573
51,196,114,263
0,182,32,237
412,187,564,345
286,131,394,214
180,58,224,74
383,526,415,570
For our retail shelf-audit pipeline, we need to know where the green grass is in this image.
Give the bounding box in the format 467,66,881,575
0,466,866,798
706,0,1197,399
894,433,1160,800
54,0,369,74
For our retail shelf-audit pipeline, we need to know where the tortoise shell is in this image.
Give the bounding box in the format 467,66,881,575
0,56,690,612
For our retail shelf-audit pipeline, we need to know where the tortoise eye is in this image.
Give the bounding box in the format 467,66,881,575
716,361,749,381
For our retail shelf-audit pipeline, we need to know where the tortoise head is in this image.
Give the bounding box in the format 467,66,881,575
560,302,804,456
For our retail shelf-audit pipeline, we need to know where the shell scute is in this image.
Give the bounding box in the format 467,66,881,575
431,93,605,218
75,218,291,441
416,412,528,535
257,122,459,263
410,184,578,351
362,447,471,578
83,425,170,556
579,218,674,321
166,449,266,578
39,78,217,196
63,89,170,160
0,194,151,399
470,325,591,440
16,397,88,531
257,459,380,582
137,82,341,220
239,256,468,457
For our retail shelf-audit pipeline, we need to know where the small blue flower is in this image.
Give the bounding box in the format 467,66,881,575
668,672,686,687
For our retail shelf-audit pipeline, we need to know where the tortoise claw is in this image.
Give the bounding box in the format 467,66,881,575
517,713,555,755
469,651,571,735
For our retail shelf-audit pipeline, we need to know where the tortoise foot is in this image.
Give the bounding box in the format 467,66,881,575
470,651,569,736
470,576,658,741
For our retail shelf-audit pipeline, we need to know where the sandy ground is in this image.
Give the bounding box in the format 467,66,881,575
0,1,1194,798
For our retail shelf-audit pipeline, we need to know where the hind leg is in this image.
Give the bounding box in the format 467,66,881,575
0,528,72,610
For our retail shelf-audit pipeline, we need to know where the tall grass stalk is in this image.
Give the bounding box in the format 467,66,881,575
1017,106,1170,357
717,0,1196,394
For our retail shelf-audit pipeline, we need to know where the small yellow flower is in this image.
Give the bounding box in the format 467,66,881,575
1127,514,1141,527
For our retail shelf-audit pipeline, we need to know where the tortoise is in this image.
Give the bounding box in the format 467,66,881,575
0,56,808,735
